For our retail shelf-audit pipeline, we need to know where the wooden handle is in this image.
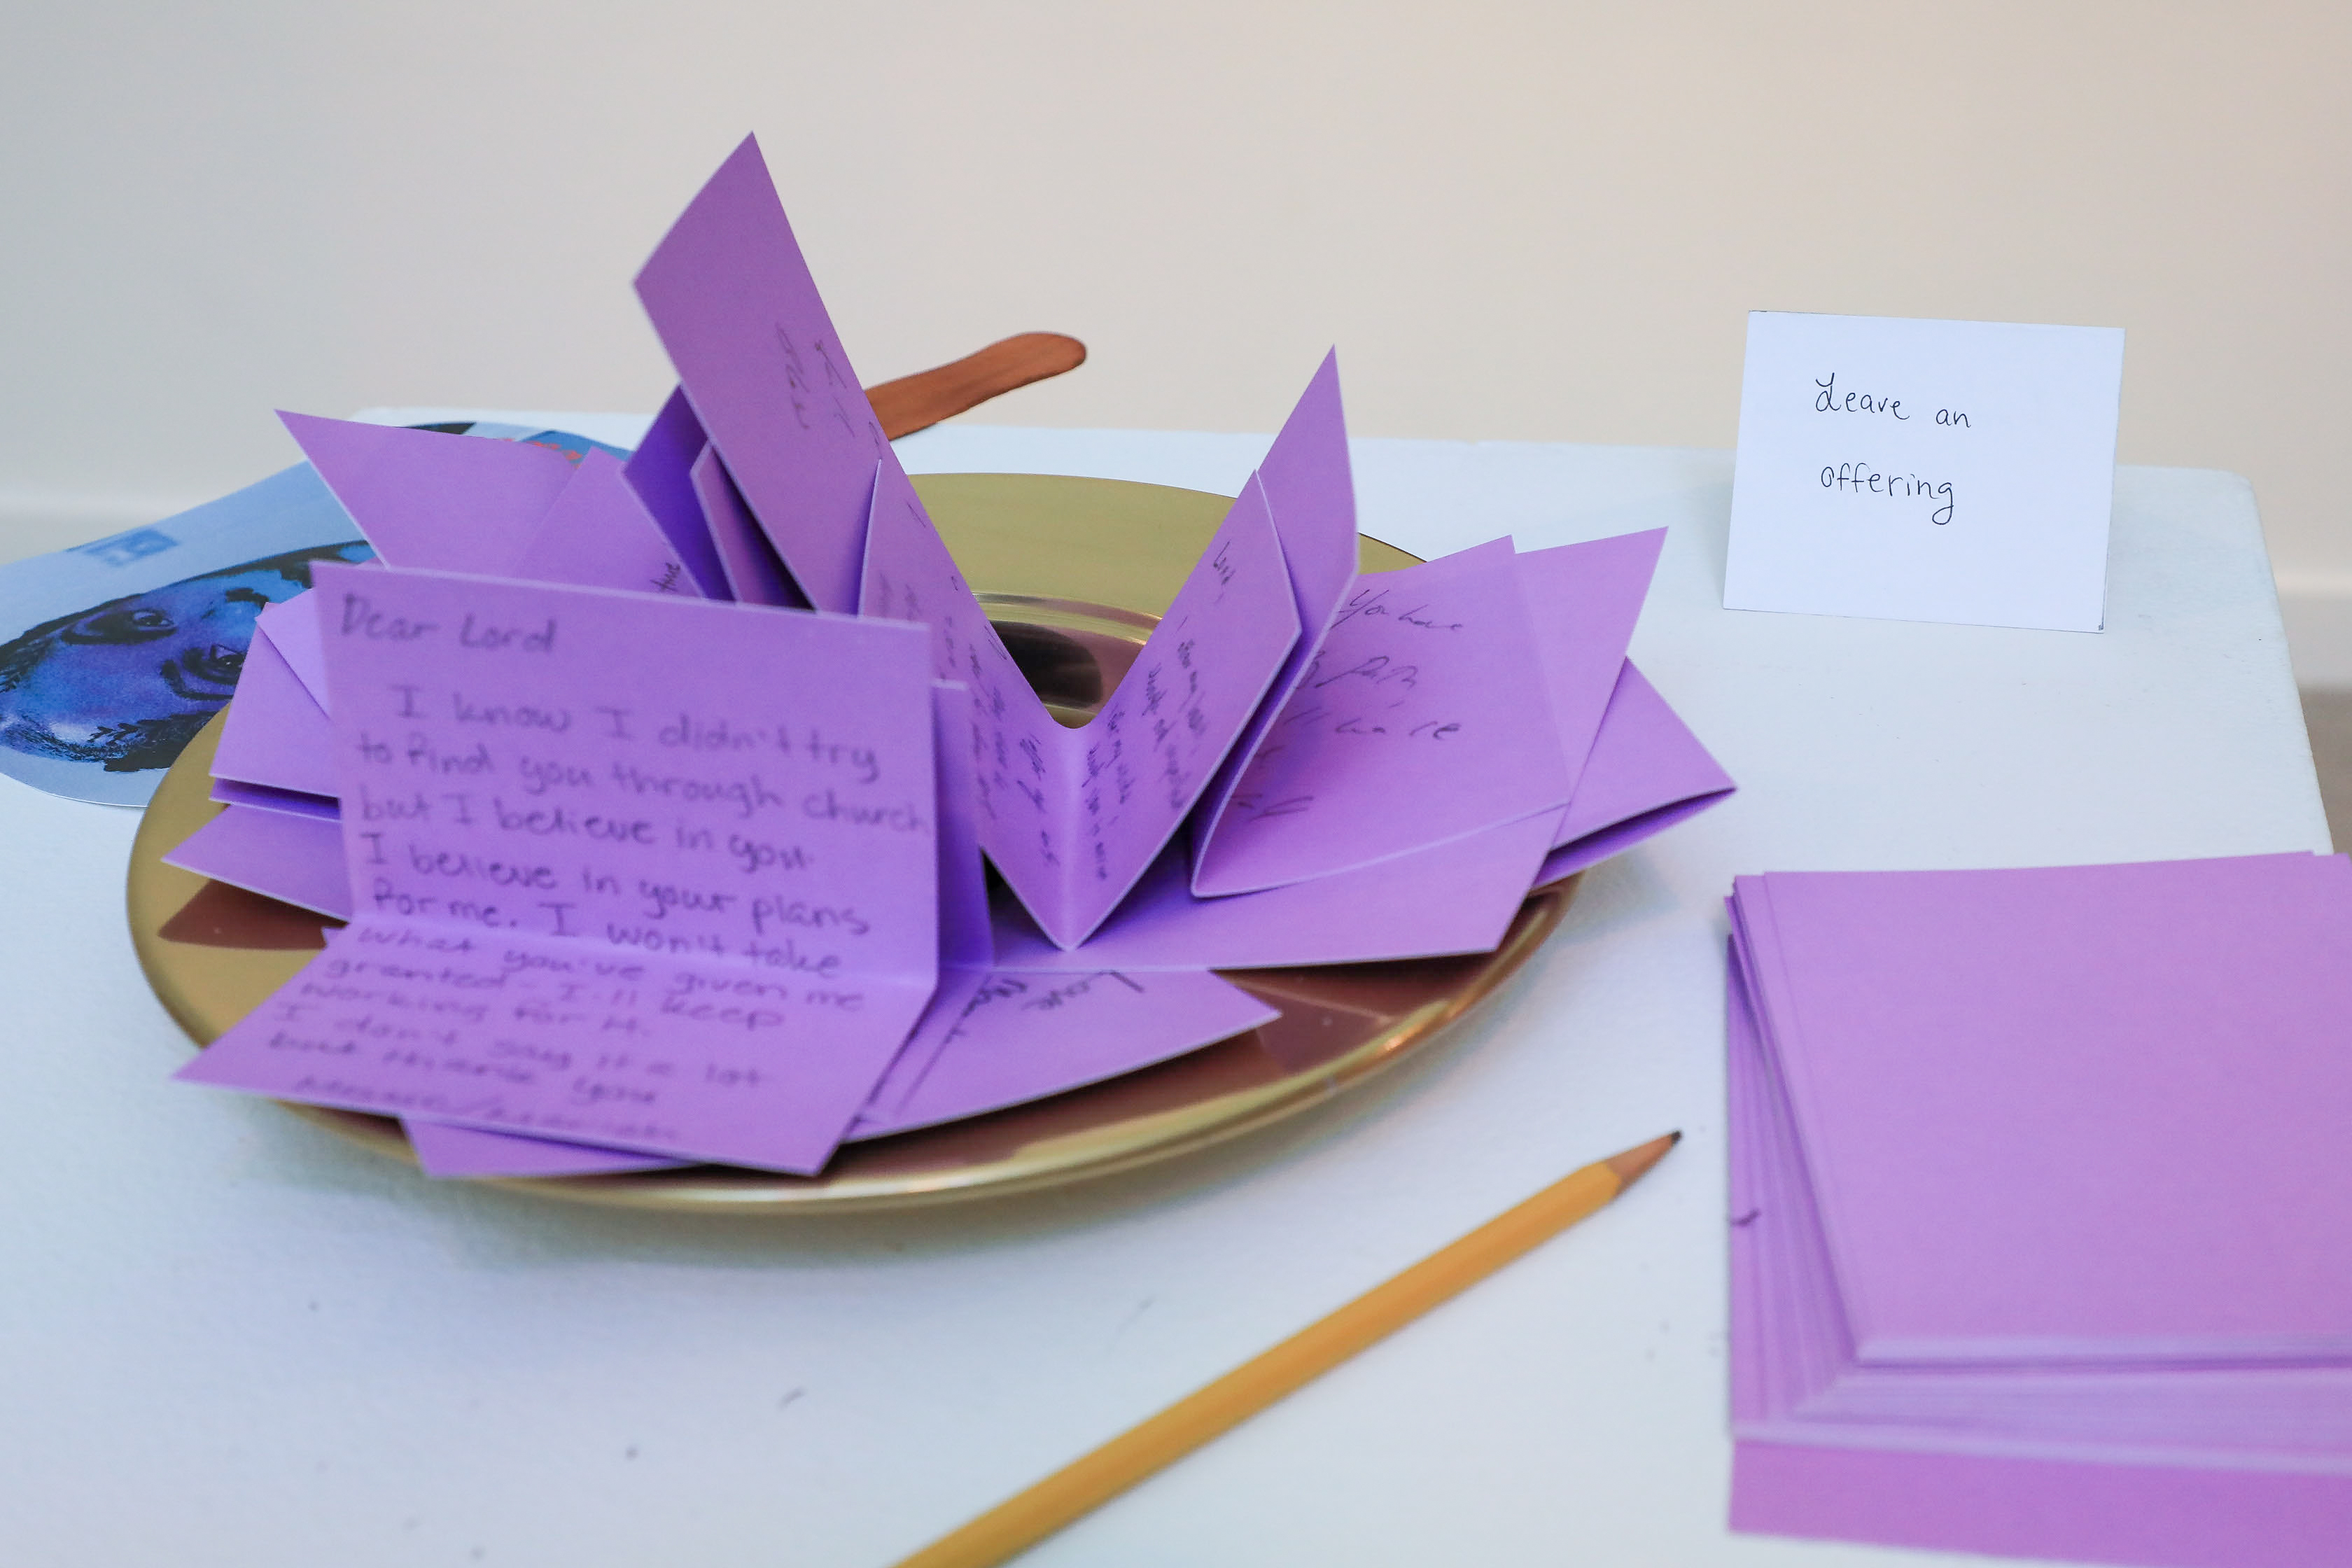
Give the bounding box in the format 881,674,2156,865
864,332,1087,440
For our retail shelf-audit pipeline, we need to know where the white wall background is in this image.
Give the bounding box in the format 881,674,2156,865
6,3,2348,664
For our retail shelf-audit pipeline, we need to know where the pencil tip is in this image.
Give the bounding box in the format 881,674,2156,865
1603,1132,1682,1189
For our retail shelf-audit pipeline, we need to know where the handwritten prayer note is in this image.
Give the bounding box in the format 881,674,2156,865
851,967,1278,1137
1189,354,1364,867
178,564,939,1171
861,451,1298,948
1723,312,2124,632
1189,537,1571,895
636,134,889,615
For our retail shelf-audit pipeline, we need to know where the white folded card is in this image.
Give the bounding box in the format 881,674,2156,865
1723,312,2124,633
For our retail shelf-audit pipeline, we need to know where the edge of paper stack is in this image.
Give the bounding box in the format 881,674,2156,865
162,134,1735,1178
1727,855,2352,1567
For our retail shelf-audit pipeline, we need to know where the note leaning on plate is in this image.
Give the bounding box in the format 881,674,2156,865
178,566,946,1174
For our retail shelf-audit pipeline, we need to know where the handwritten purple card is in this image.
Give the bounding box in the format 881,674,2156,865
636,134,889,614
1186,530,1665,897
1189,352,1363,869
985,655,1727,970
1189,537,1572,895
178,565,941,1172
850,966,995,1130
407,678,989,1180
851,968,1278,1138
279,414,574,574
622,387,732,597
862,449,1298,948
507,449,701,598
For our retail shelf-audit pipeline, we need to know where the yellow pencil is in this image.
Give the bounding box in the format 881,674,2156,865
892,1130,1682,1568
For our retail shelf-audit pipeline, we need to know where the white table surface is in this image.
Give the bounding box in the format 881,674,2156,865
0,424,2325,1567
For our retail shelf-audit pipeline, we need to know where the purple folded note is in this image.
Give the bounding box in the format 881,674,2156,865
178,565,941,1173
211,624,338,798
256,592,329,710
988,810,1559,972
1533,660,1735,884
405,1118,685,1179
636,134,889,614
280,414,574,574
209,777,338,820
622,387,732,598
848,966,995,1131
1188,354,1363,872
851,968,1278,1138
1184,386,1662,901
507,449,701,598
410,678,991,1180
836,679,1002,1134
164,802,351,920
1516,529,1665,799
691,446,804,608
862,449,1298,948
989,654,1730,969
1189,536,1572,895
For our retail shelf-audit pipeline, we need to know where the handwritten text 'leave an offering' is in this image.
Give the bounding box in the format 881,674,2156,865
1723,312,2124,633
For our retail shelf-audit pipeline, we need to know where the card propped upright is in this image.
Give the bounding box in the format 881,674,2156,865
636,134,890,616
1723,312,2124,633
862,447,1298,948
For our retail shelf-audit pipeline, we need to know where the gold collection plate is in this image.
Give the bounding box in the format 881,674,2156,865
127,473,1576,1213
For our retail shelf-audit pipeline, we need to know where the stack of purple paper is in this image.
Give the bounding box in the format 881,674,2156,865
158,134,1736,1181
1728,855,2352,1567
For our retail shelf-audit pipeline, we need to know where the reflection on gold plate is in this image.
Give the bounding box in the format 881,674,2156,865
127,473,1576,1213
